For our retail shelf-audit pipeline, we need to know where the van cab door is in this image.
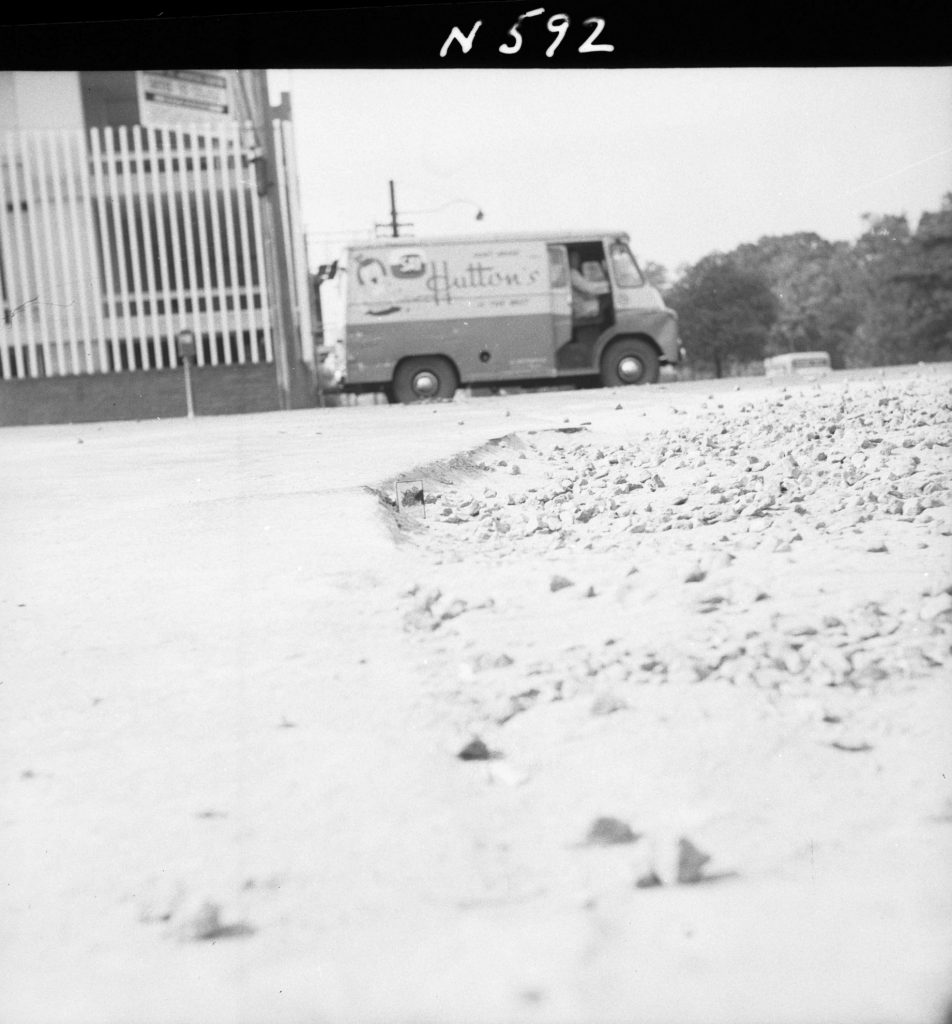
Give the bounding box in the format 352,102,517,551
547,244,573,348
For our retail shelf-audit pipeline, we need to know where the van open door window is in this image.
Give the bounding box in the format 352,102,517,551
548,244,568,288
547,244,573,349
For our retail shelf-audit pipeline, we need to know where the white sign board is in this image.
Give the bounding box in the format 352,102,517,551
137,70,237,128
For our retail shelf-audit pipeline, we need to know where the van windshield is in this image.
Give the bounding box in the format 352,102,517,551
609,243,645,288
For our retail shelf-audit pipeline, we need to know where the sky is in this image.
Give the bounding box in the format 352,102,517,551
270,67,952,276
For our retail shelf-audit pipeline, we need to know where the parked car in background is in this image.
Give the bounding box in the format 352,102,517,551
763,351,832,379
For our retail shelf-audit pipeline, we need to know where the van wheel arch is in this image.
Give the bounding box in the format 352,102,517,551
392,354,461,403
598,335,662,386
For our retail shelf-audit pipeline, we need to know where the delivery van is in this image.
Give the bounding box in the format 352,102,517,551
325,230,683,403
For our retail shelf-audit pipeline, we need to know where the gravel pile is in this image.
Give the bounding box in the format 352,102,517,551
422,378,949,551
392,375,951,729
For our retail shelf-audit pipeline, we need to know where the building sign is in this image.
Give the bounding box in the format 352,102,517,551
137,70,237,128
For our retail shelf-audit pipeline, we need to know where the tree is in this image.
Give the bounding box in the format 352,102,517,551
904,194,952,361
843,200,952,367
661,193,950,374
843,212,912,367
665,254,779,378
730,232,861,369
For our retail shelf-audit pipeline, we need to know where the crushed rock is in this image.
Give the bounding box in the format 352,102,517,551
585,816,640,845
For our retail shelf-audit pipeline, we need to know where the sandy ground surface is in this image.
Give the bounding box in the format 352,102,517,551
1,365,951,1024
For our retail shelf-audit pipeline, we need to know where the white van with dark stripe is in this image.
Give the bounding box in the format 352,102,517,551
330,230,683,403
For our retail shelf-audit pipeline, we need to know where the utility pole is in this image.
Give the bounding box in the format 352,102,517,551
389,179,398,238
244,70,300,411
375,179,412,239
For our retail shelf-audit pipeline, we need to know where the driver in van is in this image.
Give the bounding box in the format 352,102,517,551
569,251,610,322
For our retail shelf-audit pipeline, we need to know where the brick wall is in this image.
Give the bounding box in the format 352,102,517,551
0,363,316,426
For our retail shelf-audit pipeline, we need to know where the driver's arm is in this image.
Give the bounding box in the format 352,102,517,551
570,269,609,296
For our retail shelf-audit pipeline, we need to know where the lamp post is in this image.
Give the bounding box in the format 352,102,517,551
404,197,486,222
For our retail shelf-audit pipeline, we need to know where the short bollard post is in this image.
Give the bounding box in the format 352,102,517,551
175,329,197,419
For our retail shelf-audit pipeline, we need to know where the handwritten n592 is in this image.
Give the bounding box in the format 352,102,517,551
440,8,614,59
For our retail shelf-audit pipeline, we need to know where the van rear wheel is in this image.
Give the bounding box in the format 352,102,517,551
392,356,458,404
600,339,660,387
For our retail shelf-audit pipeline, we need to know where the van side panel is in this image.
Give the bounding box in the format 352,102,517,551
345,239,560,384
346,313,557,384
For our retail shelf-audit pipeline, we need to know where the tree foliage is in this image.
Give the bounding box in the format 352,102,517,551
844,197,952,366
665,254,779,378
664,193,952,377
731,232,859,369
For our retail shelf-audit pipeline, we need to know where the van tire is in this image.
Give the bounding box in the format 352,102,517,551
392,356,458,403
600,339,660,387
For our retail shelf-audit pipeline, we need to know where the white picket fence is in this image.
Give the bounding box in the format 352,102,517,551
0,121,311,379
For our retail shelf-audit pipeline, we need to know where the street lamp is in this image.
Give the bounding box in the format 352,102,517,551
404,198,485,221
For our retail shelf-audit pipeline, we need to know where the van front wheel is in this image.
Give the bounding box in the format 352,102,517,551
600,339,660,387
392,356,458,403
